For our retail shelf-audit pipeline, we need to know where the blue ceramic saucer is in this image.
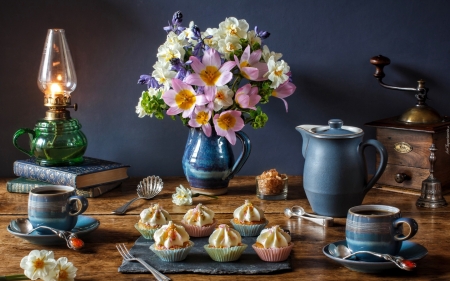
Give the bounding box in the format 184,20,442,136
323,240,428,273
7,215,100,245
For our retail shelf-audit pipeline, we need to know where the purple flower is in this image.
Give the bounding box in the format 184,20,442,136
163,11,186,34
137,75,162,89
254,26,270,39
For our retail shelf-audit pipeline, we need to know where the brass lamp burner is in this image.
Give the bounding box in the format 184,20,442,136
370,55,442,124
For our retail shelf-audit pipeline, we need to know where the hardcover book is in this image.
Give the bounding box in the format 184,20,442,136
13,157,129,188
6,177,124,198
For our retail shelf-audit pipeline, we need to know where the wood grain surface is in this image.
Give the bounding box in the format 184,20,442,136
1,176,449,280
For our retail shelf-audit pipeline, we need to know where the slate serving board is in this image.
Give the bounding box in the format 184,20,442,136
118,236,292,275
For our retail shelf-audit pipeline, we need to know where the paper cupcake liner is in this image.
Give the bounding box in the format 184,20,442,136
149,241,194,262
181,219,217,237
204,244,248,262
134,223,158,240
230,219,269,237
252,242,294,262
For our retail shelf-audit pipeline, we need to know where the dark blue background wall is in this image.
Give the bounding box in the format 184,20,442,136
2,0,450,177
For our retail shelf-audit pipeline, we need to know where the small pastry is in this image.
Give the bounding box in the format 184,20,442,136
134,203,171,240
204,224,248,262
252,225,293,262
149,221,194,262
180,203,217,237
230,200,268,236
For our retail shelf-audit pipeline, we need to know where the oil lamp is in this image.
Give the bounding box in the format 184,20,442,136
13,29,87,166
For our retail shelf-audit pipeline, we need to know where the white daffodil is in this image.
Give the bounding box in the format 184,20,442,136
152,60,176,91
202,27,220,49
156,41,185,64
135,96,147,118
217,36,242,56
178,21,197,45
264,57,290,89
172,185,193,206
247,30,261,47
213,85,234,111
49,257,77,281
20,250,57,281
218,17,249,39
262,45,282,63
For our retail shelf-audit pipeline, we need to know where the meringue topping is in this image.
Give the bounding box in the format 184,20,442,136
139,203,171,227
153,221,190,249
256,225,291,248
183,203,215,227
208,224,242,248
233,200,265,223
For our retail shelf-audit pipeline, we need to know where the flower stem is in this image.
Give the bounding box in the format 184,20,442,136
193,193,218,199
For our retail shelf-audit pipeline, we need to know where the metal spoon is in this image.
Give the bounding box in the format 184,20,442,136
112,176,163,215
284,206,334,227
10,218,84,250
329,243,416,271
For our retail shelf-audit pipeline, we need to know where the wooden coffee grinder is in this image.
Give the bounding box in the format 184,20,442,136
365,55,450,196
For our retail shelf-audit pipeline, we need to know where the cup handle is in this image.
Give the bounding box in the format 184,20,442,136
222,131,252,181
13,128,36,157
393,217,419,241
68,196,89,216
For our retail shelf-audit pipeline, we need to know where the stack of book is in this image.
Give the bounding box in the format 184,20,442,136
7,157,130,197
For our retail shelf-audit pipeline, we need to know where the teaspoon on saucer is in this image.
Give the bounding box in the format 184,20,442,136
10,218,84,250
328,243,416,271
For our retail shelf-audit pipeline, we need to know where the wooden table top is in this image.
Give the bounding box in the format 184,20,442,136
1,176,449,280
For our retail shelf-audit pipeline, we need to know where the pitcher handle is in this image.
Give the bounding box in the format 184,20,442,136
13,128,36,157
358,139,388,191
223,131,251,181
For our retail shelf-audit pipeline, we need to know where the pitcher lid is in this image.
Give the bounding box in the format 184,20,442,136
310,119,363,138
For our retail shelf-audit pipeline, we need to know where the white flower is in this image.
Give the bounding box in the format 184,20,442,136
247,30,261,47
135,96,147,118
202,27,220,49
264,57,290,88
217,36,242,56
218,17,249,39
213,85,234,111
262,45,282,63
178,21,197,45
156,41,185,64
20,250,56,280
172,185,193,206
152,60,176,91
49,257,77,281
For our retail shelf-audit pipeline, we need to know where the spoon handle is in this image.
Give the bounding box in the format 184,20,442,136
343,251,416,271
112,197,141,215
300,215,332,227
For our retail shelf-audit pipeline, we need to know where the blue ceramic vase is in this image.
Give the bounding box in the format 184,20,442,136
182,128,251,195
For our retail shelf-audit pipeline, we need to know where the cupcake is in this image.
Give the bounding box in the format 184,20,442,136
204,224,248,262
134,203,171,240
181,203,217,237
149,221,194,262
230,200,268,236
252,225,294,262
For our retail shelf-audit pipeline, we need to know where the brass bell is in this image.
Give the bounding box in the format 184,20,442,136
416,144,448,208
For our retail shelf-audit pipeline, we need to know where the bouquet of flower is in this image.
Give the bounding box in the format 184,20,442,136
136,11,296,145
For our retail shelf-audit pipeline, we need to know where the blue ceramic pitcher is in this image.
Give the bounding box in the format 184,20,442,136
296,119,388,217
182,128,251,196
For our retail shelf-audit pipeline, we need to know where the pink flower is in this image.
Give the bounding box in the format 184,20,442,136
185,48,236,102
234,45,268,81
162,78,207,118
213,110,245,145
272,81,296,112
188,106,212,137
235,84,260,110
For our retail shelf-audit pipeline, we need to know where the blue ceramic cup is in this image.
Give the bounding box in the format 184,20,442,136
345,205,418,262
28,185,89,233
